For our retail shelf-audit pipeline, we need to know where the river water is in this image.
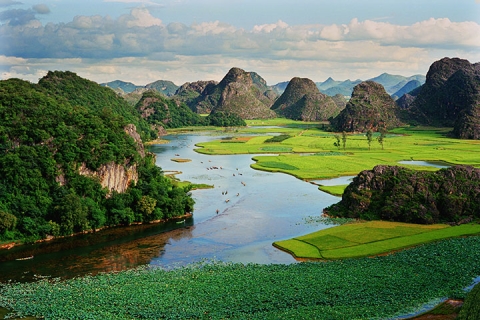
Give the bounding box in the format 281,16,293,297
0,132,340,282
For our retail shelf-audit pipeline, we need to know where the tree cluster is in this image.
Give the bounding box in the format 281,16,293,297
0,74,193,243
325,165,480,225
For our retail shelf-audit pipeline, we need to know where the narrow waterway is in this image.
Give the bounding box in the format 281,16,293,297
149,133,340,267
0,132,340,282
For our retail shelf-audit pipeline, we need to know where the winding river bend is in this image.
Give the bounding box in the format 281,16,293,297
0,132,340,282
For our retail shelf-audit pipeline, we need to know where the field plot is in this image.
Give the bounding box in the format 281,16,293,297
273,221,480,260
195,125,480,180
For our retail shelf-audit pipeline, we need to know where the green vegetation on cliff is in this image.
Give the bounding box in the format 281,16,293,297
325,165,480,224
0,73,194,243
136,90,206,128
193,67,277,119
330,81,402,132
271,77,342,121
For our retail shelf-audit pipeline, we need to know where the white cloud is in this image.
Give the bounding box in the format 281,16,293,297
252,20,288,33
103,0,162,5
126,7,162,28
1,8,479,85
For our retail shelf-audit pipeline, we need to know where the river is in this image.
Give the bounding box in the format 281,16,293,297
0,131,340,282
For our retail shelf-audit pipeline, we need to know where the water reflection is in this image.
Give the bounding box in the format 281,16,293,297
398,160,450,168
0,220,193,282
0,131,339,282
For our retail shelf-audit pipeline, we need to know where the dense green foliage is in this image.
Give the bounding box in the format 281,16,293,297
0,74,193,242
38,71,156,140
136,91,206,129
205,111,246,127
458,282,480,320
193,67,277,120
1,236,480,319
136,91,246,128
326,165,480,224
271,77,341,121
330,81,402,132
264,134,291,143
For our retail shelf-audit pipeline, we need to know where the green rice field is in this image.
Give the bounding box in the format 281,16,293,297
194,124,480,180
274,221,480,260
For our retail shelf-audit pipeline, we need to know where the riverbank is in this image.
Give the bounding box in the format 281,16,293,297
1,236,479,319
0,213,192,263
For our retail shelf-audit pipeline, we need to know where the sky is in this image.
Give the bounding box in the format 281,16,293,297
0,0,479,86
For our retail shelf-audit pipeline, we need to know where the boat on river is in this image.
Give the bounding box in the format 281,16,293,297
15,256,33,261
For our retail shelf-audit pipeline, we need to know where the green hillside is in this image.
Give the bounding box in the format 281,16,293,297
0,73,194,243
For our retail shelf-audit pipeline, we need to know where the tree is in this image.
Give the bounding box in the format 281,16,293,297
137,195,157,216
341,131,348,150
366,129,373,150
377,129,386,150
0,211,17,233
333,134,341,150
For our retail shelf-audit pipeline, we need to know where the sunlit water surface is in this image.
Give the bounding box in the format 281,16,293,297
0,132,340,282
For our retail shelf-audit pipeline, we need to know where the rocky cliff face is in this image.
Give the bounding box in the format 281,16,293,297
56,124,145,194
329,81,402,132
271,77,341,121
450,65,480,139
173,80,218,113
78,162,138,194
401,57,480,132
124,124,145,158
194,67,277,119
324,165,480,224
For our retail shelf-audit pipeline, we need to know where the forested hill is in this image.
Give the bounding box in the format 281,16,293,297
0,73,194,244
38,71,156,141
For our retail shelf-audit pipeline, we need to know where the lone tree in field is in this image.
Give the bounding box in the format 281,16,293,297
377,129,386,150
341,131,347,150
366,129,373,150
333,134,341,150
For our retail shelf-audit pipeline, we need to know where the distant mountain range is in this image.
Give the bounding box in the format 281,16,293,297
102,73,425,101
314,73,426,98
101,80,179,96
99,59,479,140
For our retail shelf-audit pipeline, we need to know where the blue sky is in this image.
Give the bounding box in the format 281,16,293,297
1,0,479,85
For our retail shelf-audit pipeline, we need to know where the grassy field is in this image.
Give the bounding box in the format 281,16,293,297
273,221,480,260
317,184,348,196
194,124,480,180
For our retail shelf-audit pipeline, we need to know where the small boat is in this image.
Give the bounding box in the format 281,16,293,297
176,219,185,224
16,256,34,261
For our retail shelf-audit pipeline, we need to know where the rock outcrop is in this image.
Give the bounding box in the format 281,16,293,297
135,90,204,128
400,57,480,132
192,67,277,119
329,81,402,132
173,80,218,113
124,124,145,158
271,77,342,121
78,162,138,194
324,165,480,224
450,66,480,139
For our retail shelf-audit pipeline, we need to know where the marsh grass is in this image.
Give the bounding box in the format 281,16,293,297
317,184,347,196
2,236,480,319
170,158,192,162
